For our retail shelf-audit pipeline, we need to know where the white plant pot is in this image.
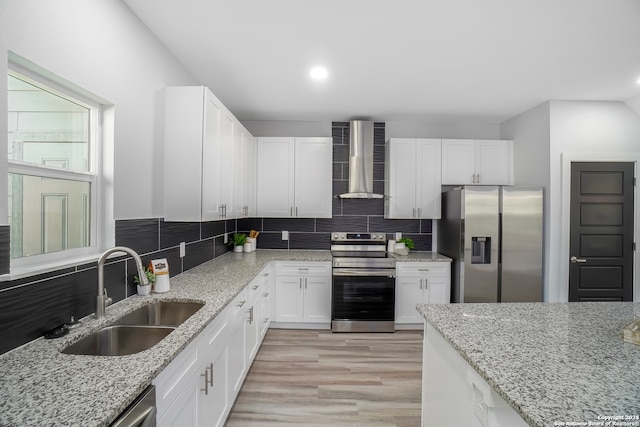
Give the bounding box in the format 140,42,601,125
233,245,243,253
137,284,151,296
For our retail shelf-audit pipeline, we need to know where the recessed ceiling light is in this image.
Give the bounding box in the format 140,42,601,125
310,66,328,80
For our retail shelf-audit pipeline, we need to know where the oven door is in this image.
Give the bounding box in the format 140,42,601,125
332,268,395,324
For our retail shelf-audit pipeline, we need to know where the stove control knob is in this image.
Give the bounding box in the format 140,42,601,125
340,234,345,239
379,234,385,240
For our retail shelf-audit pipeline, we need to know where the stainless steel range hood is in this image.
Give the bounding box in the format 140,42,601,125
338,120,385,199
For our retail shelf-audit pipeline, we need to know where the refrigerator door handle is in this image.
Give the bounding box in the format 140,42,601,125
570,256,587,263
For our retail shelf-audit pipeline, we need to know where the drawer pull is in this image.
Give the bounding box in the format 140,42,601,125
418,269,430,272
262,292,270,298
252,284,259,290
237,300,246,308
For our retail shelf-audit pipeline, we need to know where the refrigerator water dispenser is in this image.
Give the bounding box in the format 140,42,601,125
471,237,491,264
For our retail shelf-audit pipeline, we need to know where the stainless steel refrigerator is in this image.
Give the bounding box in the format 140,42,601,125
438,186,543,303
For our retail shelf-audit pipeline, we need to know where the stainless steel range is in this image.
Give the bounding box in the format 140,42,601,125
331,232,396,333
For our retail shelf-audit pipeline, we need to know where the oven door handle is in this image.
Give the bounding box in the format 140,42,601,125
333,268,396,277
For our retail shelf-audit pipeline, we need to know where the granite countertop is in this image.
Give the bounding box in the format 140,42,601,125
0,250,332,427
389,251,451,262
417,302,640,427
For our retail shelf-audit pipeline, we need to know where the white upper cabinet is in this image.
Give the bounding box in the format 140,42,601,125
164,86,255,221
256,137,332,218
385,138,442,219
441,139,513,185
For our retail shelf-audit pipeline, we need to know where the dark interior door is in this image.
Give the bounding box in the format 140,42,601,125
569,162,635,301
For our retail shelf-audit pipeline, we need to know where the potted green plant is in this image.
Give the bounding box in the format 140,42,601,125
230,233,247,252
394,237,414,255
397,237,415,250
134,267,155,295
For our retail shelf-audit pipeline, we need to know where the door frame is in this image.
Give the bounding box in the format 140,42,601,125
560,152,639,302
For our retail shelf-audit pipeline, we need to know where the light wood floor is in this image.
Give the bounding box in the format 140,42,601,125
225,329,424,427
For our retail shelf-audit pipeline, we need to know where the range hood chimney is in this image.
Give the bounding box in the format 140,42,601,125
338,120,385,199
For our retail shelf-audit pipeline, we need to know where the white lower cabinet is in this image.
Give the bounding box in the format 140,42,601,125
423,323,528,427
154,265,273,426
274,262,331,325
395,262,451,325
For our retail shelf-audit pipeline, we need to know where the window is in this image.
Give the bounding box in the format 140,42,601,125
6,59,113,272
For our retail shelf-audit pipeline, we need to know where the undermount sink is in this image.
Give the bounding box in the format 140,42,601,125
114,301,204,327
61,325,174,356
62,301,204,356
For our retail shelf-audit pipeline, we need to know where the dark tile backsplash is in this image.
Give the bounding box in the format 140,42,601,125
0,217,236,355
0,121,433,355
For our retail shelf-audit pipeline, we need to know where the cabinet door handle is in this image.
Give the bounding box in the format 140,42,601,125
208,363,214,386
305,278,308,289
262,292,269,298
476,173,480,183
201,365,212,395
412,208,416,218
570,256,587,263
424,278,428,289
247,306,254,324
419,279,423,290
299,278,302,289
290,206,293,217
237,300,246,308
264,317,269,323
252,284,259,290
263,272,270,277
296,207,298,217
417,208,421,218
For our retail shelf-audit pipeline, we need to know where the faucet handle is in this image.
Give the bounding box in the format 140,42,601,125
103,289,113,307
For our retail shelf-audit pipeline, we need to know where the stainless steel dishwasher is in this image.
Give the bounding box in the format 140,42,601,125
110,385,156,427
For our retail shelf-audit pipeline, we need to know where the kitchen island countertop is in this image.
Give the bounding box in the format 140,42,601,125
417,302,640,427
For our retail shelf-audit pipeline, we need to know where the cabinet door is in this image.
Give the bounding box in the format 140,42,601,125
199,345,229,427
395,277,426,324
231,124,245,217
441,139,476,185
164,86,205,222
416,139,442,219
245,302,259,364
220,112,236,218
425,276,450,305
157,370,201,427
475,140,513,185
302,275,331,323
227,310,246,400
293,137,333,218
201,90,223,221
256,137,295,217
275,276,304,322
242,134,257,217
385,138,418,219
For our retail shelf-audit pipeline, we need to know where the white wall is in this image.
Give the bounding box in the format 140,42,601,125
499,102,551,299
242,120,331,137
0,0,197,220
386,121,500,139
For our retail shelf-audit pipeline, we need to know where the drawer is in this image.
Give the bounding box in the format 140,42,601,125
199,308,229,360
153,337,200,419
396,262,449,277
228,287,248,320
275,261,331,276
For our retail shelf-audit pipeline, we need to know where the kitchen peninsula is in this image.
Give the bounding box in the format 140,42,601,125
418,302,640,427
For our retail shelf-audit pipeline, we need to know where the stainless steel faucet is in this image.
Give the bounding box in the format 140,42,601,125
96,246,149,318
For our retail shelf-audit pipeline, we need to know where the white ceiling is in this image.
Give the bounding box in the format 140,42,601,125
123,0,640,124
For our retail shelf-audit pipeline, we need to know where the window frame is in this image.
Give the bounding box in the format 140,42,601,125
5,56,114,276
